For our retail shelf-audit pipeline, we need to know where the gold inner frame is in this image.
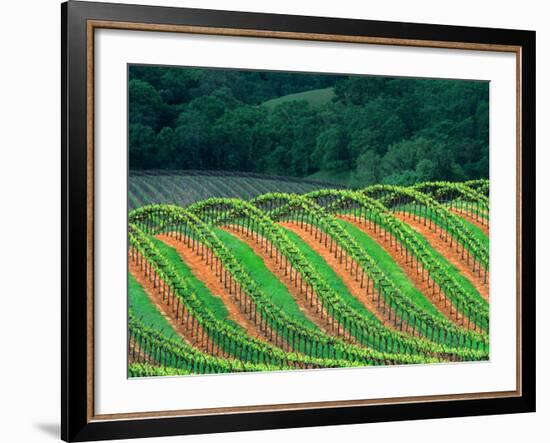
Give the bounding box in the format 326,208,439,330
86,19,523,423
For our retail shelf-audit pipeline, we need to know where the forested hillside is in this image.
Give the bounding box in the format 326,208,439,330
129,65,488,186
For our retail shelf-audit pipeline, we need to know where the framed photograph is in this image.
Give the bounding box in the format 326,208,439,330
61,1,535,441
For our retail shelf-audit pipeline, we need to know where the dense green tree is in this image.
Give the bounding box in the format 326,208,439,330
129,79,168,130
267,101,320,176
351,149,382,186
311,126,349,172
264,145,291,175
211,105,270,171
128,65,489,186
129,123,157,169
154,127,176,167
172,109,210,169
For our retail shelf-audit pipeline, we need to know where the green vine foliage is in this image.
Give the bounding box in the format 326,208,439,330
305,189,489,329
129,224,407,367
133,201,488,359
127,180,491,375
363,185,489,270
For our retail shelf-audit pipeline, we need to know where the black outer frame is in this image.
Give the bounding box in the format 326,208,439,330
61,1,536,441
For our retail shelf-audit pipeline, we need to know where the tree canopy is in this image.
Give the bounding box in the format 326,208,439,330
129,64,489,187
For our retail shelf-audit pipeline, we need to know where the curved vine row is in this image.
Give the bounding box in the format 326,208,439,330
254,192,489,340
128,179,492,375
183,198,488,358
363,185,489,272
305,189,489,330
129,224,397,368
130,209,431,365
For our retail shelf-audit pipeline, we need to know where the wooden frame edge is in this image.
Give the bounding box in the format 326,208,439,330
88,19,522,53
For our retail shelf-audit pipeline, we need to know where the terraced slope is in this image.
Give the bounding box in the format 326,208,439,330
127,179,490,377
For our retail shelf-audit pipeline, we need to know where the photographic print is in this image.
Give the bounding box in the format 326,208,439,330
62,4,535,439
127,65,490,377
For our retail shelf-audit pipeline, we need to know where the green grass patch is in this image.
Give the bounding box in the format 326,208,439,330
128,273,181,340
453,215,489,248
213,228,320,331
262,87,335,109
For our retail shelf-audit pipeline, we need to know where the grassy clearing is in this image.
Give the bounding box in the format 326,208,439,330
213,228,321,331
262,87,335,109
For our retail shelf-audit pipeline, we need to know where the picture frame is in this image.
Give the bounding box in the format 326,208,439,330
61,1,536,441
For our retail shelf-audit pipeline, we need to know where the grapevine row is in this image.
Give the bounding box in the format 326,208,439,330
130,224,390,368
254,192,489,342
363,185,489,272
306,189,489,330
130,209,427,365
184,198,488,359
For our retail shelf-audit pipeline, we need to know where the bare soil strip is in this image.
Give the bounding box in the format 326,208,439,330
337,216,479,332
279,221,400,332
128,338,159,366
448,208,489,235
156,234,270,344
392,213,489,301
220,226,354,340
129,256,221,355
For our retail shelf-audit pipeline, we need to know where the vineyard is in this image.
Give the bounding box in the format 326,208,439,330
127,176,490,377
129,170,344,210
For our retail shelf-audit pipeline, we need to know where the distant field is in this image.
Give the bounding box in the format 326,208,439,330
262,87,335,109
128,170,344,210
306,169,354,186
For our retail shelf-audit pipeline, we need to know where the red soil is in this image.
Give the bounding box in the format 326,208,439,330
129,253,221,355
156,234,271,344
338,216,480,332
279,221,401,332
393,213,489,301
128,338,158,366
448,208,489,235
220,226,353,340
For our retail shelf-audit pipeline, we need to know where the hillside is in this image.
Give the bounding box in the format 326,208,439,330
127,179,490,377
262,87,335,109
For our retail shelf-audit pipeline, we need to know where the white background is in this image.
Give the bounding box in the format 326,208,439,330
0,0,547,442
